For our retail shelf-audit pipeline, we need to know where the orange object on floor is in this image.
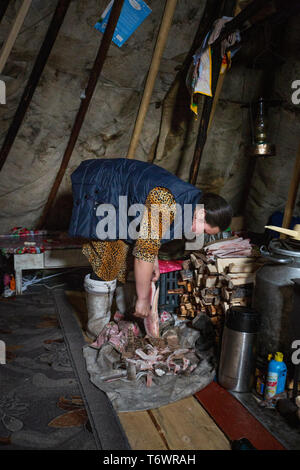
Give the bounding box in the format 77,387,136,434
194,381,286,450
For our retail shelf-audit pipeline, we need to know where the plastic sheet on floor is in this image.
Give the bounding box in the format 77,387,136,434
83,317,216,412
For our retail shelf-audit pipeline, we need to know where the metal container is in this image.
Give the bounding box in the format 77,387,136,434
253,238,300,362
218,306,260,392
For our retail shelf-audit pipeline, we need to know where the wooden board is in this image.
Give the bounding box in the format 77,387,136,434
118,410,168,450
65,289,286,451
150,397,231,450
118,398,231,451
65,290,230,450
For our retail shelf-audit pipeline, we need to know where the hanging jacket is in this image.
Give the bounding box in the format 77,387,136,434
68,158,202,244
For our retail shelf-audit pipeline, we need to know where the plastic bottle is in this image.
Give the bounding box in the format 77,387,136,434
264,352,287,400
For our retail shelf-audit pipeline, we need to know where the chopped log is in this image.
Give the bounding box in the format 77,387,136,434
228,263,260,273
227,273,256,286
180,269,193,281
207,305,217,316
219,274,234,289
207,263,218,274
221,287,231,301
182,260,191,270
167,288,184,294
202,297,214,306
216,257,257,273
204,276,217,288
196,274,204,286
180,305,187,316
184,302,193,310
187,282,193,293
230,299,249,307
201,287,220,296
190,253,204,269
231,286,252,298
221,302,230,313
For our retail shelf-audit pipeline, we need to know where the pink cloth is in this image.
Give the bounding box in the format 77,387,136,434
158,260,184,274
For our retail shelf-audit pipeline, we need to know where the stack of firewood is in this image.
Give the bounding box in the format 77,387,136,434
169,251,262,342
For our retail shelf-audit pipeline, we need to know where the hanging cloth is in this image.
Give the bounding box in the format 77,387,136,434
186,16,241,116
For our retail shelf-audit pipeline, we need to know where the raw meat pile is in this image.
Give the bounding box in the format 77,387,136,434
125,344,199,387
89,283,200,386
204,237,253,260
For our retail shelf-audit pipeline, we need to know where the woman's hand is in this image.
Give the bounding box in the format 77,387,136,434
134,298,151,318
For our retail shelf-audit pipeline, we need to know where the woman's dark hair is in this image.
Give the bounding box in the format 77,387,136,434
198,192,233,231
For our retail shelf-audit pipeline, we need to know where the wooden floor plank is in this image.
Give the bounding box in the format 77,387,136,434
66,290,232,451
118,410,168,450
150,397,231,450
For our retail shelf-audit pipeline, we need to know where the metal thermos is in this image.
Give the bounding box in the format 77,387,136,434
218,306,260,393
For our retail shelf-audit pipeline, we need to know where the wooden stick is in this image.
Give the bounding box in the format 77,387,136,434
189,0,269,185
36,0,125,229
126,0,177,159
207,2,241,131
0,0,32,74
0,0,72,172
281,143,300,237
189,45,223,185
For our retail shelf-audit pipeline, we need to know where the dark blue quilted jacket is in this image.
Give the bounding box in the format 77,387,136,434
68,158,202,243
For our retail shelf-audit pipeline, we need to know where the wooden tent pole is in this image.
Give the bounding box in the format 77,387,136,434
189,0,272,185
188,44,224,185
281,143,300,237
126,0,177,159
0,0,72,172
0,0,10,25
37,0,125,229
207,2,241,132
0,0,32,74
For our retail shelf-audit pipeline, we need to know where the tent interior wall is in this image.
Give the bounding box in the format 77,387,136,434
0,0,299,235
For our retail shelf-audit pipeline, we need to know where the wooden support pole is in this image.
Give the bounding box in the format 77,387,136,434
207,4,241,132
177,0,222,81
281,143,300,237
37,0,125,229
189,44,224,185
0,0,72,173
0,0,32,74
126,0,177,159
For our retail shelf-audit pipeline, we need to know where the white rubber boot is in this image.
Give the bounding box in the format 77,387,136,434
84,274,117,340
